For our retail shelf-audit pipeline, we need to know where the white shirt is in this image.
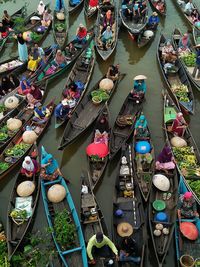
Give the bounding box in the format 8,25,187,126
184,2,194,12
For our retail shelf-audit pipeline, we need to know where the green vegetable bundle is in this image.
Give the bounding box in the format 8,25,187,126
5,143,30,157
186,180,200,199
0,162,9,171
91,89,109,102
0,105,6,114
31,32,41,43
181,52,196,67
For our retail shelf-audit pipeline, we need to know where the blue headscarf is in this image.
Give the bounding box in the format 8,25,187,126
135,115,147,129
41,153,59,175
20,76,30,91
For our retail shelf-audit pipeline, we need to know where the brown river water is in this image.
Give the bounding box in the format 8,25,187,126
0,0,200,266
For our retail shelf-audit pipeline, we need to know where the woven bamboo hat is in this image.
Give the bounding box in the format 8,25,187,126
117,222,133,237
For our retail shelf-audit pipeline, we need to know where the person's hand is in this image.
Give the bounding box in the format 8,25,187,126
115,255,119,261
89,259,96,265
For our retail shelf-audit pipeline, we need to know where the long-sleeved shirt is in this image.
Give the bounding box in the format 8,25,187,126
87,235,118,260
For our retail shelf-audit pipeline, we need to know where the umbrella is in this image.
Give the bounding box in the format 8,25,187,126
180,222,198,240
30,16,41,21
86,143,109,158
133,75,147,80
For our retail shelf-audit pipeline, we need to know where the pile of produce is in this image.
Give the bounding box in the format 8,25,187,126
55,23,66,32
10,209,27,222
186,180,200,199
31,32,41,43
0,105,6,114
171,83,190,102
0,162,10,172
5,143,31,157
173,146,200,177
180,52,196,67
0,222,9,267
91,90,109,104
0,125,8,141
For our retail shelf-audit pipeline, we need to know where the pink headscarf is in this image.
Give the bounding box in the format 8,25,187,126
184,192,192,200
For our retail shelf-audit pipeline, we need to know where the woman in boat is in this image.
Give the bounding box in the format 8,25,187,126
37,0,46,15
2,10,14,28
41,9,53,28
26,84,43,109
192,44,200,79
0,22,8,39
140,1,148,17
65,42,77,60
155,0,165,13
8,74,20,89
18,76,31,95
102,10,113,32
54,100,70,120
106,64,120,81
131,75,147,99
147,12,160,30
161,41,177,63
134,114,148,137
62,82,80,99
75,24,87,44
87,232,119,265
27,47,41,72
33,104,51,124
40,152,62,181
177,191,199,219
191,9,200,24
54,50,66,68
156,144,175,172
171,112,187,137
21,156,39,178
0,74,19,97
101,26,113,49
123,0,134,21
178,33,191,52
88,0,99,13
14,32,28,62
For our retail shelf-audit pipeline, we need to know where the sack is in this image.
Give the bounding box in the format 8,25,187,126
75,81,85,91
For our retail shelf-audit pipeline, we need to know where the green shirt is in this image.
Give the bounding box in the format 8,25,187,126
87,235,118,260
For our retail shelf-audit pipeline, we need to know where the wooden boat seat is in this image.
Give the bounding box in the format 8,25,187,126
83,218,100,224
73,123,84,130
82,194,96,208
113,131,129,138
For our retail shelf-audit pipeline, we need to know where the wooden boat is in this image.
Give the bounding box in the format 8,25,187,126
163,93,200,205
87,104,110,191
149,168,178,267
0,99,54,181
0,57,27,77
172,28,200,92
58,71,122,150
95,4,119,60
80,171,115,266
84,0,98,18
109,94,143,160
112,144,146,267
137,27,157,48
69,0,84,13
149,0,166,16
132,112,155,201
53,7,69,50
7,145,40,259
157,33,194,115
119,4,148,34
41,147,87,267
35,30,94,84
175,176,200,267
0,220,9,265
172,0,200,29
193,27,200,46
55,42,95,129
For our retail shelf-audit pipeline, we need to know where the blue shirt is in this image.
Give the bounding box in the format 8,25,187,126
54,103,69,119
148,15,159,25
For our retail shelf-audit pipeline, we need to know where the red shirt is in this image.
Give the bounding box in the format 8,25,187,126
89,0,98,7
77,28,87,39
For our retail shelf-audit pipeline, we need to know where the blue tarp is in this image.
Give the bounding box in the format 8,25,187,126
55,0,65,11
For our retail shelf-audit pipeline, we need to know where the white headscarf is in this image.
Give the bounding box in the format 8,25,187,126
22,156,35,172
37,1,45,15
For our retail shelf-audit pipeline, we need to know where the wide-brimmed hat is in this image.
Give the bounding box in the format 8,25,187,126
30,16,41,21
133,75,147,80
117,222,133,237
153,12,158,16
121,156,127,164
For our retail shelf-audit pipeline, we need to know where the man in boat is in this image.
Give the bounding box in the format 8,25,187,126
0,22,8,39
87,232,119,264
130,75,147,100
184,0,195,16
178,33,191,52
33,104,51,124
177,192,199,219
123,0,134,21
88,0,99,14
54,100,70,121
117,222,141,264
155,0,165,13
155,144,175,173
140,1,148,17
192,44,200,79
133,0,141,23
147,12,160,31
171,112,187,137
41,9,53,28
2,10,14,28
75,24,87,44
106,64,120,81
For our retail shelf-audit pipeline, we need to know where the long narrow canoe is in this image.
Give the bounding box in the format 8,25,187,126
172,28,200,92
132,113,155,201
149,167,178,267
157,33,194,115
0,57,27,77
87,104,110,191
119,4,148,34
175,176,200,266
84,0,98,18
35,30,94,84
149,0,166,17
95,4,119,61
0,99,54,181
163,93,200,205
193,27,200,46
69,0,84,13
7,145,40,259
55,42,95,129
80,171,115,266
41,147,87,267
109,94,143,160
53,8,69,50
112,144,146,267
58,72,123,150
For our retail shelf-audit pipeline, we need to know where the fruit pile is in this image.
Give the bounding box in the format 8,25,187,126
5,143,30,157
180,52,196,67
171,83,190,102
91,90,109,104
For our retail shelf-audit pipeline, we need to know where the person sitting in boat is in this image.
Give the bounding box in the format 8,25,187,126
102,0,113,6
171,112,187,137
123,0,134,21
0,22,8,39
184,0,195,16
87,232,119,265
117,223,141,264
37,0,46,15
18,76,31,95
53,50,66,68
156,144,175,172
101,26,113,49
62,82,79,99
134,114,148,137
88,0,99,13
33,104,51,124
178,33,191,52
147,12,160,31
8,74,20,89
140,1,148,17
41,9,53,28
106,64,120,81
26,84,43,109
136,151,152,171
192,44,200,79
27,47,41,72
177,191,199,219
102,10,113,32
75,24,87,44
65,42,77,60
21,156,39,178
155,0,165,14
130,75,147,100
54,100,70,120
133,0,141,23
34,43,45,59
0,74,19,97
40,152,62,181
2,10,14,28
191,9,200,24
161,41,177,63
